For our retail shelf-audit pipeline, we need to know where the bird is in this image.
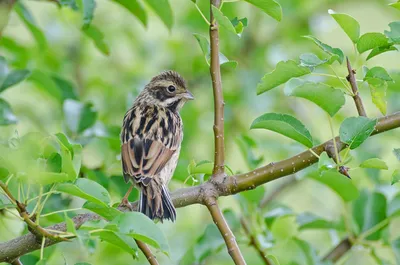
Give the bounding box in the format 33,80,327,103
120,70,194,222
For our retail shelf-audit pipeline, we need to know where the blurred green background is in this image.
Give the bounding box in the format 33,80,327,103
1,0,400,264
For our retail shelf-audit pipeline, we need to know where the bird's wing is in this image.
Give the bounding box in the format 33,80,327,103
121,106,182,185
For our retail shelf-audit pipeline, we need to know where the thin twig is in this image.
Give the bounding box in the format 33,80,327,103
346,57,367,117
0,112,399,263
240,217,271,265
209,0,225,176
136,240,159,265
205,198,246,265
322,238,352,262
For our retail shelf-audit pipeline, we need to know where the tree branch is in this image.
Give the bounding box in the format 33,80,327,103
240,217,271,265
209,0,225,176
1,112,400,263
322,237,352,262
346,57,367,117
136,240,159,265
0,0,16,39
205,197,246,265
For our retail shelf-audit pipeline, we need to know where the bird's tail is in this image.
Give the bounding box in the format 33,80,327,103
139,182,176,222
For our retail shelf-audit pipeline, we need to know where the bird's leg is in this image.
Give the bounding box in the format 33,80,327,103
120,184,134,210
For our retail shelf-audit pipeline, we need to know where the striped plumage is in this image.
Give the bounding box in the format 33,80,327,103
120,71,193,222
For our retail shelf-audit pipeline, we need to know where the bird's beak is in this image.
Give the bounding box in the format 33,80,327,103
183,90,194,100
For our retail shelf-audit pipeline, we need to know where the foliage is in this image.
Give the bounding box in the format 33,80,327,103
0,0,400,265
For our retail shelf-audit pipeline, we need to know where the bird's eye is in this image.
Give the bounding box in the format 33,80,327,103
167,85,176,93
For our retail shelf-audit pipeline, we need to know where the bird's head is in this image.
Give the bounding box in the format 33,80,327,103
138,70,194,111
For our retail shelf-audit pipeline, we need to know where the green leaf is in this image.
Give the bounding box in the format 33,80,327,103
240,186,265,204
112,0,147,26
360,158,388,170
0,69,30,93
14,2,47,50
364,67,393,82
328,10,360,43
46,153,62,173
83,25,110,56
0,167,9,180
311,170,359,201
284,79,345,117
34,172,72,185
65,213,77,235
353,190,387,240
366,78,387,115
357,33,389,53
267,255,281,265
392,169,400,185
82,0,96,28
211,6,237,35
296,212,344,230
251,113,313,147
57,178,110,206
318,151,336,173
299,53,328,68
143,0,173,30
54,135,82,179
193,34,237,68
231,17,248,36
0,98,17,125
303,35,344,64
29,70,63,102
244,0,282,22
111,212,169,254
390,2,400,11
51,76,79,101
256,60,311,94
264,206,294,226
394,148,400,161
367,45,398,60
97,230,138,256
235,135,264,169
384,21,400,44
83,201,121,221
63,100,97,134
339,117,377,149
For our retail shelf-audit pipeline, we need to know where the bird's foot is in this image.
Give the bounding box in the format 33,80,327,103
119,197,134,211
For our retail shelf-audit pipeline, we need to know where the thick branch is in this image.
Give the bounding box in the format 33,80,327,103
346,57,367,117
136,240,159,265
205,198,246,265
1,112,400,263
240,218,270,265
322,238,352,262
209,0,225,175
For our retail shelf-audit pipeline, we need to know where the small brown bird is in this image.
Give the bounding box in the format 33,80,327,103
120,71,194,222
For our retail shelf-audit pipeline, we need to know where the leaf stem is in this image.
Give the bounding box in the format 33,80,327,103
195,4,211,25
40,208,82,218
329,66,354,94
358,218,390,241
26,190,57,204
40,236,45,260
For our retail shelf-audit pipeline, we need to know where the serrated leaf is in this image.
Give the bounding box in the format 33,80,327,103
339,117,377,149
110,212,169,254
112,0,147,26
83,25,110,56
353,190,387,240
251,113,313,147
82,0,96,28
0,98,17,125
392,170,400,185
57,178,110,206
284,79,345,116
244,0,282,22
366,78,387,115
14,2,47,50
299,53,328,68
367,45,398,60
311,170,359,201
143,0,173,30
0,69,30,93
211,6,237,35
193,33,237,68
257,60,311,94
357,33,389,53
384,21,400,44
303,35,344,64
360,158,388,170
364,67,393,82
329,10,360,43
